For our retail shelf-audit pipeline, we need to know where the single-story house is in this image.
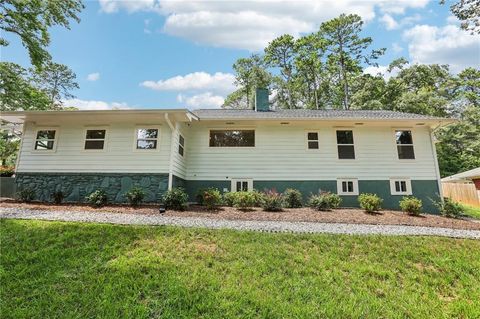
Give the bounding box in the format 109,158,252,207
1,89,455,213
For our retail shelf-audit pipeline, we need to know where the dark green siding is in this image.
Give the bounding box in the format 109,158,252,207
184,180,231,201
253,180,440,214
15,173,169,203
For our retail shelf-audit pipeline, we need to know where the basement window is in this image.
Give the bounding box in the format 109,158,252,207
178,134,185,156
209,130,255,147
395,130,415,159
336,130,355,159
307,132,319,149
85,129,106,150
337,178,359,195
390,178,412,195
136,128,158,150
35,130,56,150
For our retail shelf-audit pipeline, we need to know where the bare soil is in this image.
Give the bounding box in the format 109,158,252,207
2,200,479,230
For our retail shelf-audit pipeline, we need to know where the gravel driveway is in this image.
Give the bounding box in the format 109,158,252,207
1,207,479,239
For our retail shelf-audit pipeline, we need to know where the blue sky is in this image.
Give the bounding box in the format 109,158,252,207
3,0,479,110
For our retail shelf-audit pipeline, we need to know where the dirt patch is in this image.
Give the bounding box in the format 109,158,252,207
2,200,479,231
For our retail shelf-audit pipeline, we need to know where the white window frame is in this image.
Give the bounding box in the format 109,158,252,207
231,179,253,192
336,129,355,160
178,134,185,157
305,131,320,150
390,178,412,195
134,127,160,151
83,127,108,151
393,128,415,161
337,178,359,195
33,127,58,152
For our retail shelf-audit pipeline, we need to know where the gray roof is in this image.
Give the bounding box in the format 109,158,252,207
193,109,448,121
442,167,480,182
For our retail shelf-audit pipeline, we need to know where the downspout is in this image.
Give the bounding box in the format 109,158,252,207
164,113,175,191
14,122,27,175
430,123,443,200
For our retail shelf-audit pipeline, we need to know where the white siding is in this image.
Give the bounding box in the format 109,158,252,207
17,121,171,173
185,122,437,181
171,122,187,179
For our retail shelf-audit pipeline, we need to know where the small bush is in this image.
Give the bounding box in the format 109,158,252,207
283,188,303,208
16,188,35,203
399,196,422,216
195,188,207,205
233,191,257,211
125,187,145,207
358,193,383,213
201,188,222,210
261,189,284,212
434,197,465,218
51,191,65,205
223,192,236,207
309,192,342,211
162,187,188,211
85,189,108,208
251,189,266,207
0,166,14,177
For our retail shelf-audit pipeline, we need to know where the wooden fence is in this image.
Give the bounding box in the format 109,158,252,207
442,182,480,207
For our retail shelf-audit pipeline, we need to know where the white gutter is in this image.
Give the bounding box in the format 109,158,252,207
430,124,443,200
164,113,176,191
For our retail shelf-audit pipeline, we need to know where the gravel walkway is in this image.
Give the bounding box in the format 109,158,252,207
1,207,479,239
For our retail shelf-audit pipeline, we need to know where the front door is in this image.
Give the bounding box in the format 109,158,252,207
231,179,253,192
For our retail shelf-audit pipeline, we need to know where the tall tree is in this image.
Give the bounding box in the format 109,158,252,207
0,0,84,69
0,62,50,111
442,0,480,34
264,34,297,108
227,54,271,109
30,62,79,108
293,34,329,109
320,14,385,110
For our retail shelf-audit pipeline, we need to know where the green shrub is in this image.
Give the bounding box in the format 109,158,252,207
85,189,108,208
434,197,465,218
125,187,145,207
283,188,303,208
195,188,207,205
261,189,284,212
0,166,15,177
358,193,383,213
308,192,342,211
16,188,35,203
200,188,222,210
51,191,65,205
162,187,188,211
233,191,257,211
223,192,236,207
251,189,266,207
399,196,422,216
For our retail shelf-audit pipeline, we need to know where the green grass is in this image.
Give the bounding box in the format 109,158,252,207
462,204,480,220
1,220,479,319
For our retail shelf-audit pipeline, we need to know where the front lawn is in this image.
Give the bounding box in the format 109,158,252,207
462,204,480,220
1,220,479,318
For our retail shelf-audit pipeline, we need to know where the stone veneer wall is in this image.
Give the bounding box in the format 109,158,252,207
15,173,169,203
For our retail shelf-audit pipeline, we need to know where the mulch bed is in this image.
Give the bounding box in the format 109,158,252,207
2,200,479,231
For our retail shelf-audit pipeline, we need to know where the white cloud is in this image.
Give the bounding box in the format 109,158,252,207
364,65,399,80
62,99,130,110
99,0,430,51
380,13,421,30
403,24,480,73
140,72,235,94
392,42,403,53
86,72,100,81
380,14,398,30
177,92,225,109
